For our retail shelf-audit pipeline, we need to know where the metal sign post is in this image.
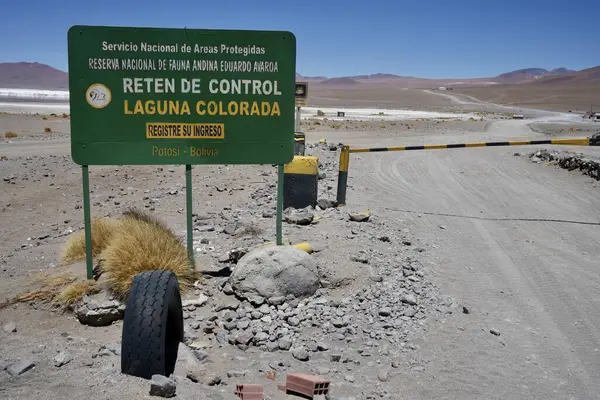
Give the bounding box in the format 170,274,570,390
68,25,296,278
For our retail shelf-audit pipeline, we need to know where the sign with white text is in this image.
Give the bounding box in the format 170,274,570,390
68,25,296,165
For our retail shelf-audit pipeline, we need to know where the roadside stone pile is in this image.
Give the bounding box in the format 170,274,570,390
529,148,600,181
182,244,453,363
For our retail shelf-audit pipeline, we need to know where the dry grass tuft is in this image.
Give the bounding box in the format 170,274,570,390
62,113,69,118
14,272,78,304
0,155,7,161
44,127,52,133
54,280,100,308
4,131,18,138
61,217,122,263
99,209,196,300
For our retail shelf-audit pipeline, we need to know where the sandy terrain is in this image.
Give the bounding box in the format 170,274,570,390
453,82,600,113
1,89,600,400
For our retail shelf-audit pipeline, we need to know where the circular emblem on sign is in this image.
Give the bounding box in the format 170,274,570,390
85,83,111,109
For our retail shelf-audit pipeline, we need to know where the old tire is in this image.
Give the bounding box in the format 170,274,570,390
121,270,184,379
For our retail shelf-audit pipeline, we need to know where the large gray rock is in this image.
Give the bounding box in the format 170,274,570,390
230,246,320,300
76,292,124,327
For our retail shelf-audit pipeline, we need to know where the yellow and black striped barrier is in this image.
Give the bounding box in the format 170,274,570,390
336,136,600,205
284,155,318,210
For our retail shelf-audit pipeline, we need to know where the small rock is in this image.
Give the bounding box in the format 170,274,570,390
284,209,314,225
348,211,370,222
292,347,310,361
344,375,355,383
403,307,417,318
316,366,330,375
6,359,35,377
3,321,16,333
378,370,390,382
330,354,342,362
150,374,176,398
258,304,271,314
331,319,347,328
317,342,330,351
378,307,391,317
187,369,222,386
287,317,300,327
317,199,336,209
236,331,254,345
182,294,209,307
370,275,383,283
227,370,248,378
265,341,279,352
401,294,417,306
278,337,293,351
268,296,286,306
391,361,400,368
53,351,73,367
462,306,470,314
490,329,500,337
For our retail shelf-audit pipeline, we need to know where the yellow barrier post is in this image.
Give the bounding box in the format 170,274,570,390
283,156,319,210
336,145,350,206
294,132,306,156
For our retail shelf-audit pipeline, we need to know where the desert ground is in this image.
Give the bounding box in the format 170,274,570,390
1,88,600,400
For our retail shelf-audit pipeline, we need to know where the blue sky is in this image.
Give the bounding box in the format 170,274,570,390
1,0,597,78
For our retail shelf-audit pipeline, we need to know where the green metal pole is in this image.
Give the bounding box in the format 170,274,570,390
276,164,284,245
185,164,194,268
82,165,93,280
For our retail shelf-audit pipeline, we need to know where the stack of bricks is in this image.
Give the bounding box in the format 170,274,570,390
283,373,330,399
234,383,264,400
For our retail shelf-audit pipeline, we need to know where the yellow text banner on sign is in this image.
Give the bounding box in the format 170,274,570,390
146,123,225,139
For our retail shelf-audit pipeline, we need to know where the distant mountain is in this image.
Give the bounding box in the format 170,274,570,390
0,61,594,92
320,77,360,85
494,67,575,84
296,73,327,81
530,66,600,85
0,62,68,90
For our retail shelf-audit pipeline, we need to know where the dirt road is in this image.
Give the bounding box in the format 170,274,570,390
321,114,600,399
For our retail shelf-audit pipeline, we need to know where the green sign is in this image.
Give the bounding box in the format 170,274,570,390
67,25,296,165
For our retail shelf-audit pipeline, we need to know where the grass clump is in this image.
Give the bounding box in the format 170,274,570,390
59,209,197,301
54,280,100,308
4,131,18,138
62,217,122,263
99,209,196,299
44,127,52,133
14,272,77,304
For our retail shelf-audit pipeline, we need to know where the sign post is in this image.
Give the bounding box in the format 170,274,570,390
68,25,296,278
295,82,307,131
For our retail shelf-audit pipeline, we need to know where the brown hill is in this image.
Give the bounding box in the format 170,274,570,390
453,66,600,112
0,62,68,90
320,77,360,85
494,67,576,84
531,66,600,85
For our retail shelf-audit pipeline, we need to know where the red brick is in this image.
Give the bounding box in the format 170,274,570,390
285,373,330,397
234,383,264,399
